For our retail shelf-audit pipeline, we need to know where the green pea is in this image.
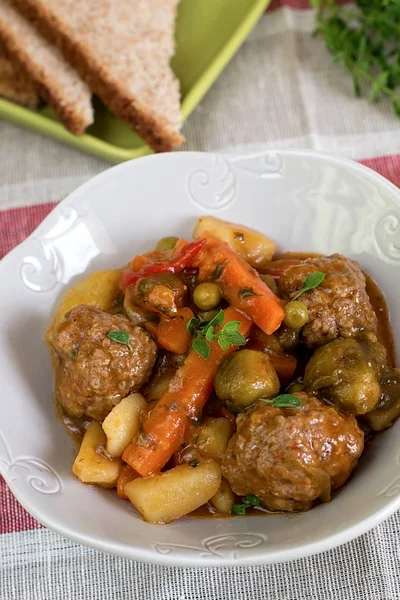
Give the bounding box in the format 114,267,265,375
193,282,222,311
156,236,179,252
260,273,278,293
284,301,309,329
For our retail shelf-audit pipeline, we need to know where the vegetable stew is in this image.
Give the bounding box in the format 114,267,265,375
48,216,398,524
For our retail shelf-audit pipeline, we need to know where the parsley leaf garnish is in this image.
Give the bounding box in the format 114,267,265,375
231,494,261,515
186,309,246,359
107,330,132,352
292,272,325,300
261,394,302,408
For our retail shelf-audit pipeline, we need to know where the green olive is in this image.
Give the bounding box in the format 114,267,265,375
276,325,300,351
214,350,280,414
260,274,278,293
156,236,179,252
284,301,309,329
193,282,222,311
288,382,304,394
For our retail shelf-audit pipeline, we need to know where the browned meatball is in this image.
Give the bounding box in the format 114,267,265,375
222,393,364,512
52,305,157,421
278,254,377,347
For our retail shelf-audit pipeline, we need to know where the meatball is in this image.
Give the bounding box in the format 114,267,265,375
278,254,377,347
222,393,364,512
52,305,157,421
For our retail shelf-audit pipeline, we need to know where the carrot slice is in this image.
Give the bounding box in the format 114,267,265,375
267,352,297,382
151,307,194,354
193,235,284,335
122,307,252,476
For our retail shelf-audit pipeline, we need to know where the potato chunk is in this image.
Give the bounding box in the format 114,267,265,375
102,393,146,457
72,422,121,488
125,459,222,524
193,216,276,268
191,417,233,462
210,478,235,514
46,269,121,345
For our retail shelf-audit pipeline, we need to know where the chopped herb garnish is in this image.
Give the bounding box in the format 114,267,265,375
107,330,132,352
186,316,201,337
261,394,302,408
238,287,260,299
292,272,325,301
231,504,247,516
212,262,226,281
192,337,211,360
244,494,260,506
186,309,246,359
231,494,261,515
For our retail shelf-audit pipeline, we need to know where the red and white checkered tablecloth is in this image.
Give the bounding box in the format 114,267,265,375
1,2,400,599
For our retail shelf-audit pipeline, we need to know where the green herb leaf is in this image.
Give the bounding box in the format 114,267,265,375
212,262,226,281
223,331,246,346
223,321,241,334
205,326,217,342
393,99,400,117
261,394,302,408
189,309,245,359
243,494,260,507
292,271,325,300
231,504,247,516
207,309,225,329
238,287,259,299
192,337,210,360
107,330,132,351
218,337,231,351
313,1,400,116
231,494,261,515
218,321,246,349
186,317,201,336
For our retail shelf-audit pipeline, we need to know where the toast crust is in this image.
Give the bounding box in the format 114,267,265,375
0,0,93,134
10,0,184,151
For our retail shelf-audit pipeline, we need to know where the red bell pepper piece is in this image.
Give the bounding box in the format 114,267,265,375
121,238,206,290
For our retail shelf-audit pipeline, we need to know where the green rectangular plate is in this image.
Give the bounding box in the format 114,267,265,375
0,0,269,163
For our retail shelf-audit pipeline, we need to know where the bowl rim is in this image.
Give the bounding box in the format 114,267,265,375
2,148,400,567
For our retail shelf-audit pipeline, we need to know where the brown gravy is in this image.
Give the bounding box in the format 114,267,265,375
365,274,396,367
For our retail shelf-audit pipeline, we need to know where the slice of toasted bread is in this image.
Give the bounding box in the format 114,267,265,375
0,0,93,135
10,0,184,151
0,43,38,107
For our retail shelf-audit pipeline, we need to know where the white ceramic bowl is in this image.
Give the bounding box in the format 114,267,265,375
1,150,400,567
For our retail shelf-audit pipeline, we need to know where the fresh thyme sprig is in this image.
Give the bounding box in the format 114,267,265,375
187,309,246,359
311,0,400,115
